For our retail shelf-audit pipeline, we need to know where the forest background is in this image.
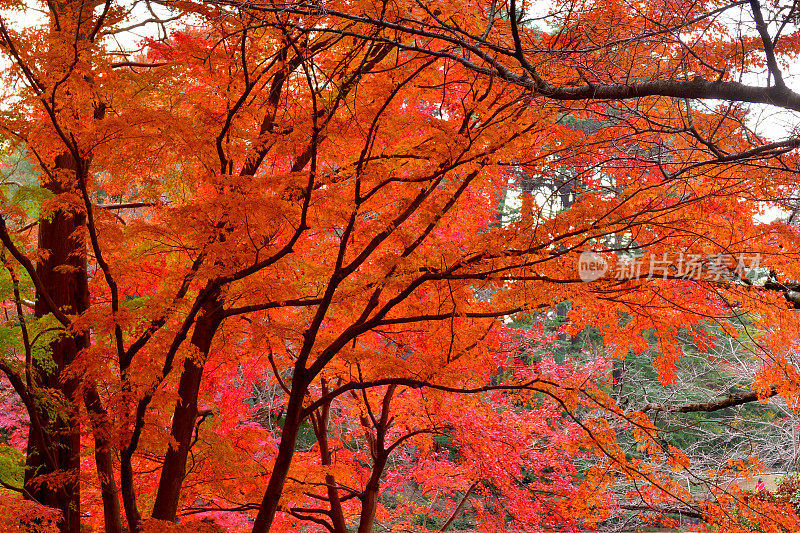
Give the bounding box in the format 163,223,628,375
3,0,800,532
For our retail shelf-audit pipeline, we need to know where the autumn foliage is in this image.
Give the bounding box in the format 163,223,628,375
1,0,800,532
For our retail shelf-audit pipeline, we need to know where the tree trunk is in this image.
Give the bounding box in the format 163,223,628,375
357,454,388,533
84,384,123,533
151,293,223,521
312,400,347,533
25,152,88,533
356,385,396,533
120,444,141,533
251,375,307,533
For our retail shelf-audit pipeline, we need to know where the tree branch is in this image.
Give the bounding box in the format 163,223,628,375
641,386,778,413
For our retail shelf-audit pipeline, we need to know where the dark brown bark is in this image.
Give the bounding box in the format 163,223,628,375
310,392,347,533
356,386,395,533
25,152,88,533
357,453,388,533
151,292,223,521
84,384,123,533
618,503,703,519
251,374,308,533
641,386,779,413
118,276,223,532
322,469,347,532
120,444,141,533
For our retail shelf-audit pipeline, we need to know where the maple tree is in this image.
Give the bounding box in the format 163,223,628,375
2,0,800,532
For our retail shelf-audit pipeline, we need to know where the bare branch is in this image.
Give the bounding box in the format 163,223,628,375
642,386,778,413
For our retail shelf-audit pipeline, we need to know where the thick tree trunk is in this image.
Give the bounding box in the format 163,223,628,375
151,293,223,521
120,445,141,533
324,473,348,533
24,153,88,533
357,455,388,533
356,385,396,533
312,400,347,533
84,384,123,533
251,377,307,533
